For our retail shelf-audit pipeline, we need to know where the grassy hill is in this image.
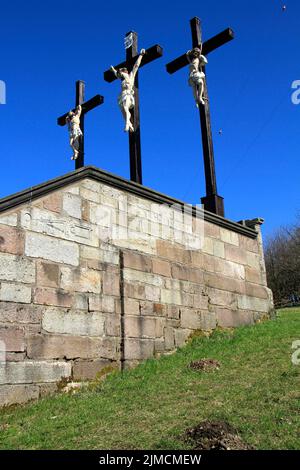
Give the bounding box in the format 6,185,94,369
0,309,299,450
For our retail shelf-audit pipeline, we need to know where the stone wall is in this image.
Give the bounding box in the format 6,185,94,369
0,170,273,406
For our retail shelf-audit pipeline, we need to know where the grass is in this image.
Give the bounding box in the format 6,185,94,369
0,308,299,450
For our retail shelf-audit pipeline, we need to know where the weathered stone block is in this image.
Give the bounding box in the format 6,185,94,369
124,316,164,338
63,193,82,219
237,295,270,313
0,327,24,352
0,283,31,304
174,329,191,347
27,334,104,359
88,294,115,313
0,302,42,324
215,308,254,327
0,253,35,283
145,285,160,302
34,288,73,307
102,267,119,296
245,266,262,284
152,258,171,277
43,193,62,213
0,225,24,255
0,361,71,384
180,308,201,329
204,272,244,294
124,298,140,315
245,283,269,299
225,244,247,265
25,233,79,266
36,261,59,288
161,288,182,306
124,282,145,300
60,266,101,294
199,311,217,330
208,287,237,308
156,240,191,264
203,221,220,239
0,384,39,406
220,228,239,246
73,359,114,380
42,308,105,336
0,213,18,227
124,338,154,360
123,251,152,272
214,258,245,280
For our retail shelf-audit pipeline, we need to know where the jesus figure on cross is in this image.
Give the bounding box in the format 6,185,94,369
186,46,208,107
110,48,146,132
66,104,82,160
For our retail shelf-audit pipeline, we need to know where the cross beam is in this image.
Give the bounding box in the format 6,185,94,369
166,17,234,217
57,80,104,169
104,33,163,184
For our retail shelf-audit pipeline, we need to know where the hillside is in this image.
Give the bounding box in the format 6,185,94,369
0,309,299,450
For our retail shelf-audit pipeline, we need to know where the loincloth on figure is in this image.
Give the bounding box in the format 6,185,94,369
69,125,83,139
118,90,135,109
188,70,205,87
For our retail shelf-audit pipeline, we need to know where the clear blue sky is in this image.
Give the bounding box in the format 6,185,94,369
0,0,299,237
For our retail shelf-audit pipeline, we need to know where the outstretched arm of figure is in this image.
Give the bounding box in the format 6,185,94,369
76,104,82,117
132,49,146,79
110,65,118,78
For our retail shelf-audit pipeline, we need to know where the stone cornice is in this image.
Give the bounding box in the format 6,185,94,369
0,166,258,239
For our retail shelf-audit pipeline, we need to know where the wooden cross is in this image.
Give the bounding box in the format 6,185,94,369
57,80,104,169
166,17,234,217
104,32,163,185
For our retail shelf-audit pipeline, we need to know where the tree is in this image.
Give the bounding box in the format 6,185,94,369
265,215,300,306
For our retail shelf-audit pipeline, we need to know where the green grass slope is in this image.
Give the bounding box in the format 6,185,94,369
0,309,299,450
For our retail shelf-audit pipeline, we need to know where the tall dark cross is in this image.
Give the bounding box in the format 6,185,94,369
166,17,234,217
57,80,104,169
104,32,163,184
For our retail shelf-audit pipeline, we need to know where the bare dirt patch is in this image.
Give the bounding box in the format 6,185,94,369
184,420,253,450
188,359,220,372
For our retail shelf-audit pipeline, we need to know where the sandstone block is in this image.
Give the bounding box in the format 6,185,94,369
80,187,100,203
60,266,101,294
124,338,154,360
42,308,105,336
174,329,191,347
225,244,247,265
36,261,59,288
215,308,254,327
0,302,42,324
124,298,140,315
145,285,160,302
27,334,104,359
0,283,31,304
124,316,164,338
63,193,82,219
124,282,145,300
43,193,62,213
180,308,201,329
164,327,175,350
208,287,237,308
102,267,119,297
123,251,152,272
237,295,270,313
156,240,191,264
245,266,262,284
152,258,171,277
161,289,182,306
214,258,245,280
0,327,24,352
0,384,39,407
0,213,18,227
203,221,220,239
204,272,244,295
25,233,79,266
73,359,114,380
88,294,115,313
34,288,73,308
220,228,239,246
0,253,35,283
0,361,71,384
0,225,24,255
199,311,217,330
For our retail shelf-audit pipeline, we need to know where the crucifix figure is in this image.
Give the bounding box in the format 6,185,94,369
57,80,104,169
104,32,163,184
110,48,146,133
166,17,234,217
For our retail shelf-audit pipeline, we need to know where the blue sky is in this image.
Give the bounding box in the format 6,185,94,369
0,0,299,237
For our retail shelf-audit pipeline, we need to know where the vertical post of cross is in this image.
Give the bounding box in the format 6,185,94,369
75,80,85,170
190,17,224,216
125,31,143,184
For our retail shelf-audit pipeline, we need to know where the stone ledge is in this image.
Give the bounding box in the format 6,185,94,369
0,166,258,239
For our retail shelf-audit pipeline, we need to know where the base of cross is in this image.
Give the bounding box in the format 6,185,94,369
201,194,224,217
